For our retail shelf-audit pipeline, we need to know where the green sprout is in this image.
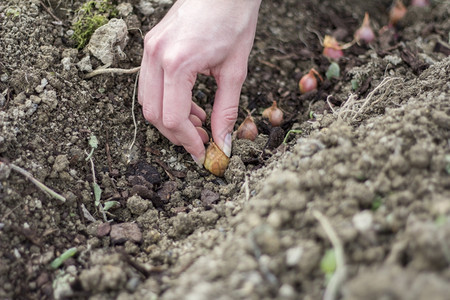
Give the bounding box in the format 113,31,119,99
103,200,119,211
51,247,77,269
84,134,118,219
85,134,98,161
72,0,117,49
326,62,340,80
283,129,302,144
93,181,102,207
371,195,383,211
320,248,337,282
6,7,21,18
435,215,447,227
351,79,360,90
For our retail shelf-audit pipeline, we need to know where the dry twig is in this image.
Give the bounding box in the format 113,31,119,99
85,66,141,79
5,162,66,202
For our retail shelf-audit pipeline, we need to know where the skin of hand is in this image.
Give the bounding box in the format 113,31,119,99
138,0,262,164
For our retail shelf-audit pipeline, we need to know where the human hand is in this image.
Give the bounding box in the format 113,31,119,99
138,0,261,164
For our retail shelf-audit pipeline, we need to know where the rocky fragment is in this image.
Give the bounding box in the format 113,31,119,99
110,222,142,244
86,18,128,66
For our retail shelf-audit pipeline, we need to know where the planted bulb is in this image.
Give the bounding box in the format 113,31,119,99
299,68,323,94
262,101,284,127
323,35,344,60
389,0,407,26
355,12,375,43
237,114,258,141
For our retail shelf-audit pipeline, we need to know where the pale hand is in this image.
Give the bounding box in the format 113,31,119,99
138,0,261,164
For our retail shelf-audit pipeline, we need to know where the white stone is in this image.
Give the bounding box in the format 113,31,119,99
86,18,128,67
353,210,373,232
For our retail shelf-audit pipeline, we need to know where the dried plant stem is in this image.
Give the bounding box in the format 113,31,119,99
352,77,398,120
85,66,141,79
87,155,97,185
335,76,401,122
243,175,250,201
8,163,66,202
313,210,347,300
127,71,140,164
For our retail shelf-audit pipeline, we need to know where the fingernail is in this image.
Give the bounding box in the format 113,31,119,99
191,154,205,167
222,133,232,157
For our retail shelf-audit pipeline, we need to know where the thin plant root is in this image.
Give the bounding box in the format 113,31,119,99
127,71,140,164
85,66,141,79
331,76,402,122
313,210,347,300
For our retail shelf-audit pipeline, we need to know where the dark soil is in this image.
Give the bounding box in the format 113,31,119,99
1,0,449,299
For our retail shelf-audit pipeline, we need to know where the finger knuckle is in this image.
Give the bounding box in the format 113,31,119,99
233,67,248,84
143,35,162,58
162,50,189,75
142,106,159,123
162,114,182,130
216,106,238,123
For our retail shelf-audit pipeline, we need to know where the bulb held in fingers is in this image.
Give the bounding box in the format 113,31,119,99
203,141,230,177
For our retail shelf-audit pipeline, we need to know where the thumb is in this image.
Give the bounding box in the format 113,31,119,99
211,68,247,157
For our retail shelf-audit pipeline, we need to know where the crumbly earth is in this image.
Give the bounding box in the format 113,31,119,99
0,0,449,299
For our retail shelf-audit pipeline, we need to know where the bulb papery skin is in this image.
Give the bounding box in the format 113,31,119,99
237,115,258,141
323,47,344,60
262,101,284,127
299,71,318,94
323,35,344,60
355,13,375,43
203,141,230,177
389,0,407,26
355,27,375,43
411,0,429,7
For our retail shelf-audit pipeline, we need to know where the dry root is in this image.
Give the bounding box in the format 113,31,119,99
85,66,141,79
330,76,402,123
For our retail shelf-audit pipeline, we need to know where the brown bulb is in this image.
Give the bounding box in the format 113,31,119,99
299,68,323,94
237,114,258,141
389,0,407,26
355,12,375,43
203,141,229,177
262,101,284,127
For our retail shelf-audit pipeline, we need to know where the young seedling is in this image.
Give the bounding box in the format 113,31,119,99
51,247,77,269
313,210,347,300
326,62,340,80
320,248,337,282
282,129,302,144
85,134,118,221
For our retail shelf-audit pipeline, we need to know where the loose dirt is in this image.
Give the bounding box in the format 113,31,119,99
0,0,449,299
